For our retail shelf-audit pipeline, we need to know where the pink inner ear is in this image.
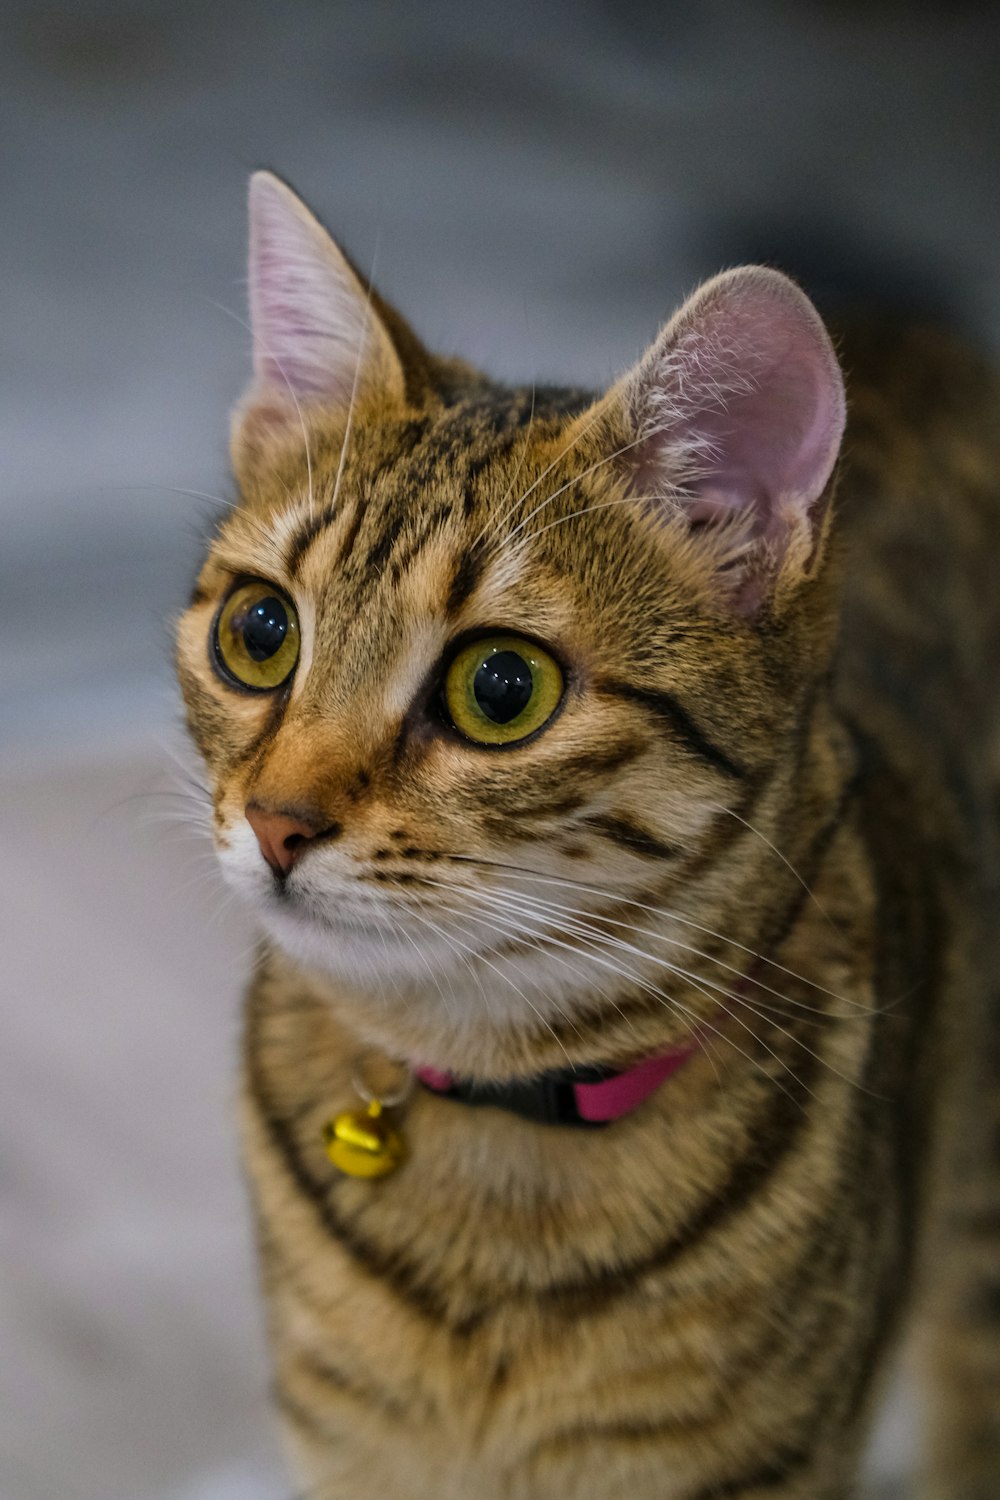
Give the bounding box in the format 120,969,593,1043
247,173,376,408
637,269,846,548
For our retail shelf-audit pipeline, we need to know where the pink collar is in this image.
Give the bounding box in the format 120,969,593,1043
415,1042,696,1128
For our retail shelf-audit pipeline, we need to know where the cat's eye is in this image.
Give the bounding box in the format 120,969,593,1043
213,581,300,691
442,634,563,746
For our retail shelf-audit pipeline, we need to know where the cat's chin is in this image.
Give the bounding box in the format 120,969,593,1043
216,843,629,1031
215,838,422,982
252,900,427,986
251,890,489,995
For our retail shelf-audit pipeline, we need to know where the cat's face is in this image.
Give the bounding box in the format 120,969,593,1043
176,173,845,1069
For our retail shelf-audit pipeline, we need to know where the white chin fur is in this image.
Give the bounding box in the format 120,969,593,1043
215,825,436,985
213,823,610,1026
258,899,462,988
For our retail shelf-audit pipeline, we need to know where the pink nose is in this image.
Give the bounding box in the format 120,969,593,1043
245,804,326,876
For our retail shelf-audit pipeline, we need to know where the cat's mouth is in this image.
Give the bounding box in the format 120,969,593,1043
222,829,555,988
249,872,499,992
269,878,394,929
263,871,454,945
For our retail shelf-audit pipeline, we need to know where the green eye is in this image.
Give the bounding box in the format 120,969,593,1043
443,634,563,746
214,581,300,690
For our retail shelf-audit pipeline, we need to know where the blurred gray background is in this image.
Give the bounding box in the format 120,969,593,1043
2,1,998,1496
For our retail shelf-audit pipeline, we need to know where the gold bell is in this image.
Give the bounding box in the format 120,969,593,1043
323,1097,406,1180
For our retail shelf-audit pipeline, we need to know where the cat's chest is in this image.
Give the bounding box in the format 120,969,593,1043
263,1200,748,1500
241,939,890,1500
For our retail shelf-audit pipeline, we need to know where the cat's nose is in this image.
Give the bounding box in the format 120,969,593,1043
245,803,336,876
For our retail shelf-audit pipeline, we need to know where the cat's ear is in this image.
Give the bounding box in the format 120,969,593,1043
605,266,845,613
233,172,406,463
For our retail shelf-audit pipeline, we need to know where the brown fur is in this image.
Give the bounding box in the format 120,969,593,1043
176,215,1000,1497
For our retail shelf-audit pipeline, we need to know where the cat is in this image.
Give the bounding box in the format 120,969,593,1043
176,170,1000,1499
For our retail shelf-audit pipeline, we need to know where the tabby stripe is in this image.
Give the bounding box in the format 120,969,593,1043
640,1021,823,1256
769,669,834,867
335,491,367,569
461,414,526,490
534,1238,859,1485
447,546,487,612
272,1381,334,1444
177,656,288,771
534,1434,814,1495
478,797,587,834
245,1009,455,1326
506,1012,828,1322
816,1227,896,1457
838,722,943,1424
757,761,864,957
684,1446,811,1499
292,1348,410,1421
388,500,452,581
433,742,643,829
870,805,941,1400
385,415,436,463
286,504,334,577
288,417,434,577
175,662,231,745
583,812,679,861
727,1203,854,1388
363,513,406,575
675,778,767,887
479,740,645,804
596,677,746,780
229,685,295,774
530,1224,851,1451
556,740,646,780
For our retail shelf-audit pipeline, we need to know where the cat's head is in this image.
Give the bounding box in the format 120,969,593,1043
176,172,845,1074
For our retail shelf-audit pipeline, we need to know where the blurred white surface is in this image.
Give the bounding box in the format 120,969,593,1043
0,745,285,1500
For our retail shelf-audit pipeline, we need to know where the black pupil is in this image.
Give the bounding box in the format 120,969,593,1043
473,651,533,724
240,596,288,661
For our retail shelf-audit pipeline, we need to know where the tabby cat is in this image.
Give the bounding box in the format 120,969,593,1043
176,171,1000,1499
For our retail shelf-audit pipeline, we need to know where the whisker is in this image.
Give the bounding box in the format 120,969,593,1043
500,434,649,549
451,901,747,1083
478,401,610,546
421,883,805,1104
725,986,886,1101
481,877,877,1022
404,905,577,1061
442,855,872,1013
473,382,537,549
425,894,642,1042
124,481,240,514
456,878,854,1024
382,901,461,1024
705,802,839,933
429,879,703,1011
510,491,663,547
401,906,500,1029
460,881,881,1099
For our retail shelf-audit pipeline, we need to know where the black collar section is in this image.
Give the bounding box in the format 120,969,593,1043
417,1063,616,1128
